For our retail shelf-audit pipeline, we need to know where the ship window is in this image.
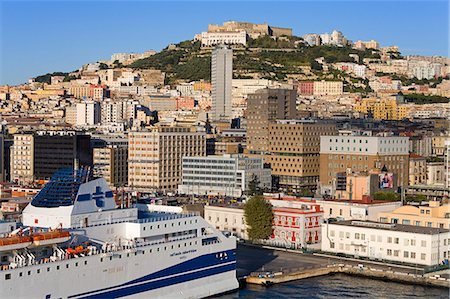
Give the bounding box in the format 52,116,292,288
178,244,181,248
157,248,160,252
150,226,152,229
5,274,11,280
127,253,129,257
84,261,88,265
149,249,152,253
75,262,79,266
100,258,103,262
37,269,41,274
56,266,60,270
157,225,160,229
172,223,174,227
19,272,23,277
134,252,137,256
109,257,112,261
27,271,31,276
171,245,174,249
143,227,146,231
66,264,69,268
165,224,167,228
47,267,50,272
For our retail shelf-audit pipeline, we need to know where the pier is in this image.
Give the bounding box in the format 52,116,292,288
245,263,449,288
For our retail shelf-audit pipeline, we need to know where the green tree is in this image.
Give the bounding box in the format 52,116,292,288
244,196,273,241
247,174,262,196
99,63,109,70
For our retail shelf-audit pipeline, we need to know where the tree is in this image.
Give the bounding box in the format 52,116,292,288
244,196,273,241
247,174,262,196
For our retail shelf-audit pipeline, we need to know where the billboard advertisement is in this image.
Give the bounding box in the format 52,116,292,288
379,173,394,189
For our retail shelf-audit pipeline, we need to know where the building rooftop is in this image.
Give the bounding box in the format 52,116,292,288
333,220,449,235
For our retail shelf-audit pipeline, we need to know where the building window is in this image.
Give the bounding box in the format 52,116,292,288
421,253,426,260
387,249,392,256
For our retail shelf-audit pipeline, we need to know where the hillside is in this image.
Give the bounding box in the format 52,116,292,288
128,36,382,85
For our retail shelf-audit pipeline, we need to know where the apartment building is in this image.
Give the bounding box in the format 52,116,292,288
319,131,409,190
321,220,450,266
268,119,337,192
354,97,408,120
313,81,343,96
378,201,450,229
128,124,206,191
93,142,128,188
76,101,101,126
178,154,271,197
11,131,92,184
409,154,427,185
246,88,297,156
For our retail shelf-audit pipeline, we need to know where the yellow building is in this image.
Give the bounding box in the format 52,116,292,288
378,201,450,229
355,97,409,120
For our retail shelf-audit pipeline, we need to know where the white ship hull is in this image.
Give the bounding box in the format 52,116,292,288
1,239,238,298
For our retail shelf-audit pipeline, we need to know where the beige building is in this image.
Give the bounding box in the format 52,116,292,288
246,88,297,156
93,144,128,188
409,155,427,186
313,81,343,96
128,124,206,191
319,131,410,190
268,119,337,192
379,201,450,229
10,134,34,184
204,205,248,239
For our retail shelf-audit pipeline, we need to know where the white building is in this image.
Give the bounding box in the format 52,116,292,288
178,154,271,197
101,100,129,124
321,220,450,266
198,31,247,47
76,101,101,126
211,46,233,121
315,199,402,221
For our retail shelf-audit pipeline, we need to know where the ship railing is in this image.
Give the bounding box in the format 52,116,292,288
135,235,197,247
136,213,198,224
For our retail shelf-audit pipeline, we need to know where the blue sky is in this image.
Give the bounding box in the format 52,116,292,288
0,0,448,85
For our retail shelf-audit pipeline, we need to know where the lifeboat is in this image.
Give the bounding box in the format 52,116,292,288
66,245,90,256
0,236,32,251
31,231,71,247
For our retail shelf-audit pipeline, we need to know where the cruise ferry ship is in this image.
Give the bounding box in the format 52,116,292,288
0,168,238,298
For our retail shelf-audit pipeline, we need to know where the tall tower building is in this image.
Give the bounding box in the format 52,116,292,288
211,46,232,122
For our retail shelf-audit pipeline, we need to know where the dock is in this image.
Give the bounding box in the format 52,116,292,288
245,264,450,288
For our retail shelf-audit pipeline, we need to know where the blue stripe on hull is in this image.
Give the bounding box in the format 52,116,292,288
79,263,236,299
69,249,236,298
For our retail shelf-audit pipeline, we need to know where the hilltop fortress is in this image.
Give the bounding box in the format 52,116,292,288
207,21,293,38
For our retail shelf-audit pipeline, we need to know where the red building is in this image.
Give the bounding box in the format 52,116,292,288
176,97,196,110
297,81,314,95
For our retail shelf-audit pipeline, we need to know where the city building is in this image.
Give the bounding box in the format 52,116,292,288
128,124,206,192
246,88,297,156
178,154,271,197
303,34,321,46
10,131,92,184
319,131,409,192
378,201,450,229
313,81,343,96
409,154,427,186
268,119,337,193
211,46,233,122
93,138,128,188
204,199,323,249
354,97,408,121
321,220,449,266
316,198,402,221
76,101,101,126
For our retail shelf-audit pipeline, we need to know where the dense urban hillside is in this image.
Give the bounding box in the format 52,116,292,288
128,36,384,84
